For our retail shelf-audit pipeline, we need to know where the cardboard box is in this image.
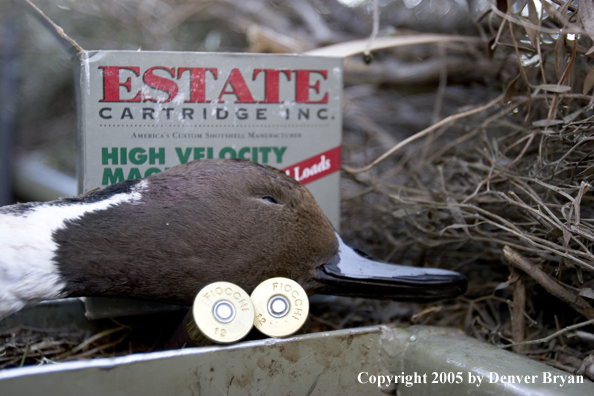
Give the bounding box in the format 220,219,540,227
75,51,343,227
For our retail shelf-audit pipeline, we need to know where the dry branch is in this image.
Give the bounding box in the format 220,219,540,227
504,246,594,320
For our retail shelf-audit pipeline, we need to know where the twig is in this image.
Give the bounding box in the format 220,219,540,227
19,344,29,367
70,326,127,354
511,268,526,353
491,4,583,35
364,0,379,56
342,94,504,174
61,333,129,361
432,43,448,124
21,0,84,52
500,318,594,348
503,246,594,319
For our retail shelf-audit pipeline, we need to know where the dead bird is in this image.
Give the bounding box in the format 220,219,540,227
0,159,466,320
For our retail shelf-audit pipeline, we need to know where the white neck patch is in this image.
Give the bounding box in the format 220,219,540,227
0,180,147,320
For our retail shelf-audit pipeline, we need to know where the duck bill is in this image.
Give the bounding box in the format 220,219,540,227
315,233,467,302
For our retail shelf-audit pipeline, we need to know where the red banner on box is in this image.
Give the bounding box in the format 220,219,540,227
283,146,341,185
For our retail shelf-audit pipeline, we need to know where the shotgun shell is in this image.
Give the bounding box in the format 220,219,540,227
187,281,255,345
250,277,309,337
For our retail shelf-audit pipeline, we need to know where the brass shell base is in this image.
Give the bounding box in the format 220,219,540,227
251,277,309,338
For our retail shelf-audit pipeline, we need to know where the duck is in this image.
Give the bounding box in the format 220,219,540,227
0,159,466,320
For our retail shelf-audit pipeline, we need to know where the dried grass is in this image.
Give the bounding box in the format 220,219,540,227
0,315,178,369
1,0,593,379
338,0,594,379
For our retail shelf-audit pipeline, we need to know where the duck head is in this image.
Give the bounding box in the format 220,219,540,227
0,159,466,319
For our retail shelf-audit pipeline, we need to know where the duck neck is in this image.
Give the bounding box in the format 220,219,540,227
0,203,70,319
0,181,145,320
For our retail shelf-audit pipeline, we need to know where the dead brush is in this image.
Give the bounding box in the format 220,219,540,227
339,0,594,379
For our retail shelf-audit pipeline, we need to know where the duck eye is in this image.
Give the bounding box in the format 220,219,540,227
261,196,278,204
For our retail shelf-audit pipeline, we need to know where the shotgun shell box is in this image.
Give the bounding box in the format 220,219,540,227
74,51,343,227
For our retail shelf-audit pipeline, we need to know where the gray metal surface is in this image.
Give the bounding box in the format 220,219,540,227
0,326,380,395
382,326,592,395
84,297,186,320
1,325,592,395
0,298,93,332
